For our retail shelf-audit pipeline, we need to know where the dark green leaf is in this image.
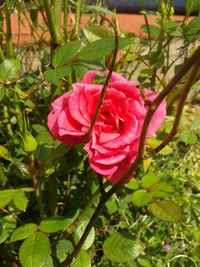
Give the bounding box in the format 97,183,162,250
44,66,70,85
185,16,200,35
10,223,38,242
36,131,54,146
53,40,81,68
19,232,50,267
103,232,145,263
148,200,183,223
78,37,134,62
186,0,200,14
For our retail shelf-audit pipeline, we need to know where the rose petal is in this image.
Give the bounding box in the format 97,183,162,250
145,89,166,136
103,113,138,149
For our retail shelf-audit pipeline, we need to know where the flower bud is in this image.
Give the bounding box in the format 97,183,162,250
22,131,37,153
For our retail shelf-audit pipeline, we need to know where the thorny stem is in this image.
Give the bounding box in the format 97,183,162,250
62,46,200,266
86,18,118,141
154,60,200,152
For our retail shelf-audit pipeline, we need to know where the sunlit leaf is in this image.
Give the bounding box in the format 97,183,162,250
103,232,145,263
148,200,183,223
19,232,50,267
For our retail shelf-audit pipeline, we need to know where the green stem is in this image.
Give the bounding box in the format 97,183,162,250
42,0,62,47
28,153,44,219
5,0,14,58
75,0,83,38
64,0,69,40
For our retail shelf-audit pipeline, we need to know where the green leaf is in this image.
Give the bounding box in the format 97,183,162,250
74,220,95,250
186,0,200,14
44,66,70,85
78,37,134,62
10,223,38,242
53,40,81,68
19,232,50,267
125,178,139,190
137,257,152,267
185,16,200,35
0,59,21,83
84,5,115,15
158,145,173,155
0,163,7,188
148,200,183,223
132,190,153,207
83,25,113,42
180,131,198,145
0,145,12,161
0,215,16,244
103,232,145,263
141,173,160,188
0,86,5,101
55,239,73,262
0,189,16,208
39,216,72,233
49,142,70,161
143,158,152,173
13,190,28,211
105,198,118,214
149,182,175,198
36,131,54,146
71,250,91,267
191,119,200,132
141,25,160,38
43,255,54,267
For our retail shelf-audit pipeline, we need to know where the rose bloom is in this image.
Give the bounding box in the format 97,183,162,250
48,71,166,184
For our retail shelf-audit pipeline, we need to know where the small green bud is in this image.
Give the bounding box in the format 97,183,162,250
22,131,37,153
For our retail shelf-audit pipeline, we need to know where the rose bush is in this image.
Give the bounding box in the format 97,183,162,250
48,70,166,183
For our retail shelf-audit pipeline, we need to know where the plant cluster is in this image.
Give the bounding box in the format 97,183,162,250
0,0,200,266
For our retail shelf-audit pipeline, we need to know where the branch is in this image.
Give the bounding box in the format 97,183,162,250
154,60,200,153
86,18,118,141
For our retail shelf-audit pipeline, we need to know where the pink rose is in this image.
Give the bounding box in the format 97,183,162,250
48,70,166,184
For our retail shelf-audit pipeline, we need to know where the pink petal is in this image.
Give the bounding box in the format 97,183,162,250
81,70,100,83
69,84,90,127
109,81,142,100
144,89,166,136
58,108,87,136
103,114,138,149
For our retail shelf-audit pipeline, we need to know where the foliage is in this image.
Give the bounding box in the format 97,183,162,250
0,0,200,266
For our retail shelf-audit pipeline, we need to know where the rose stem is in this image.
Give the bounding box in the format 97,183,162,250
86,17,119,141
154,60,200,153
62,50,200,267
